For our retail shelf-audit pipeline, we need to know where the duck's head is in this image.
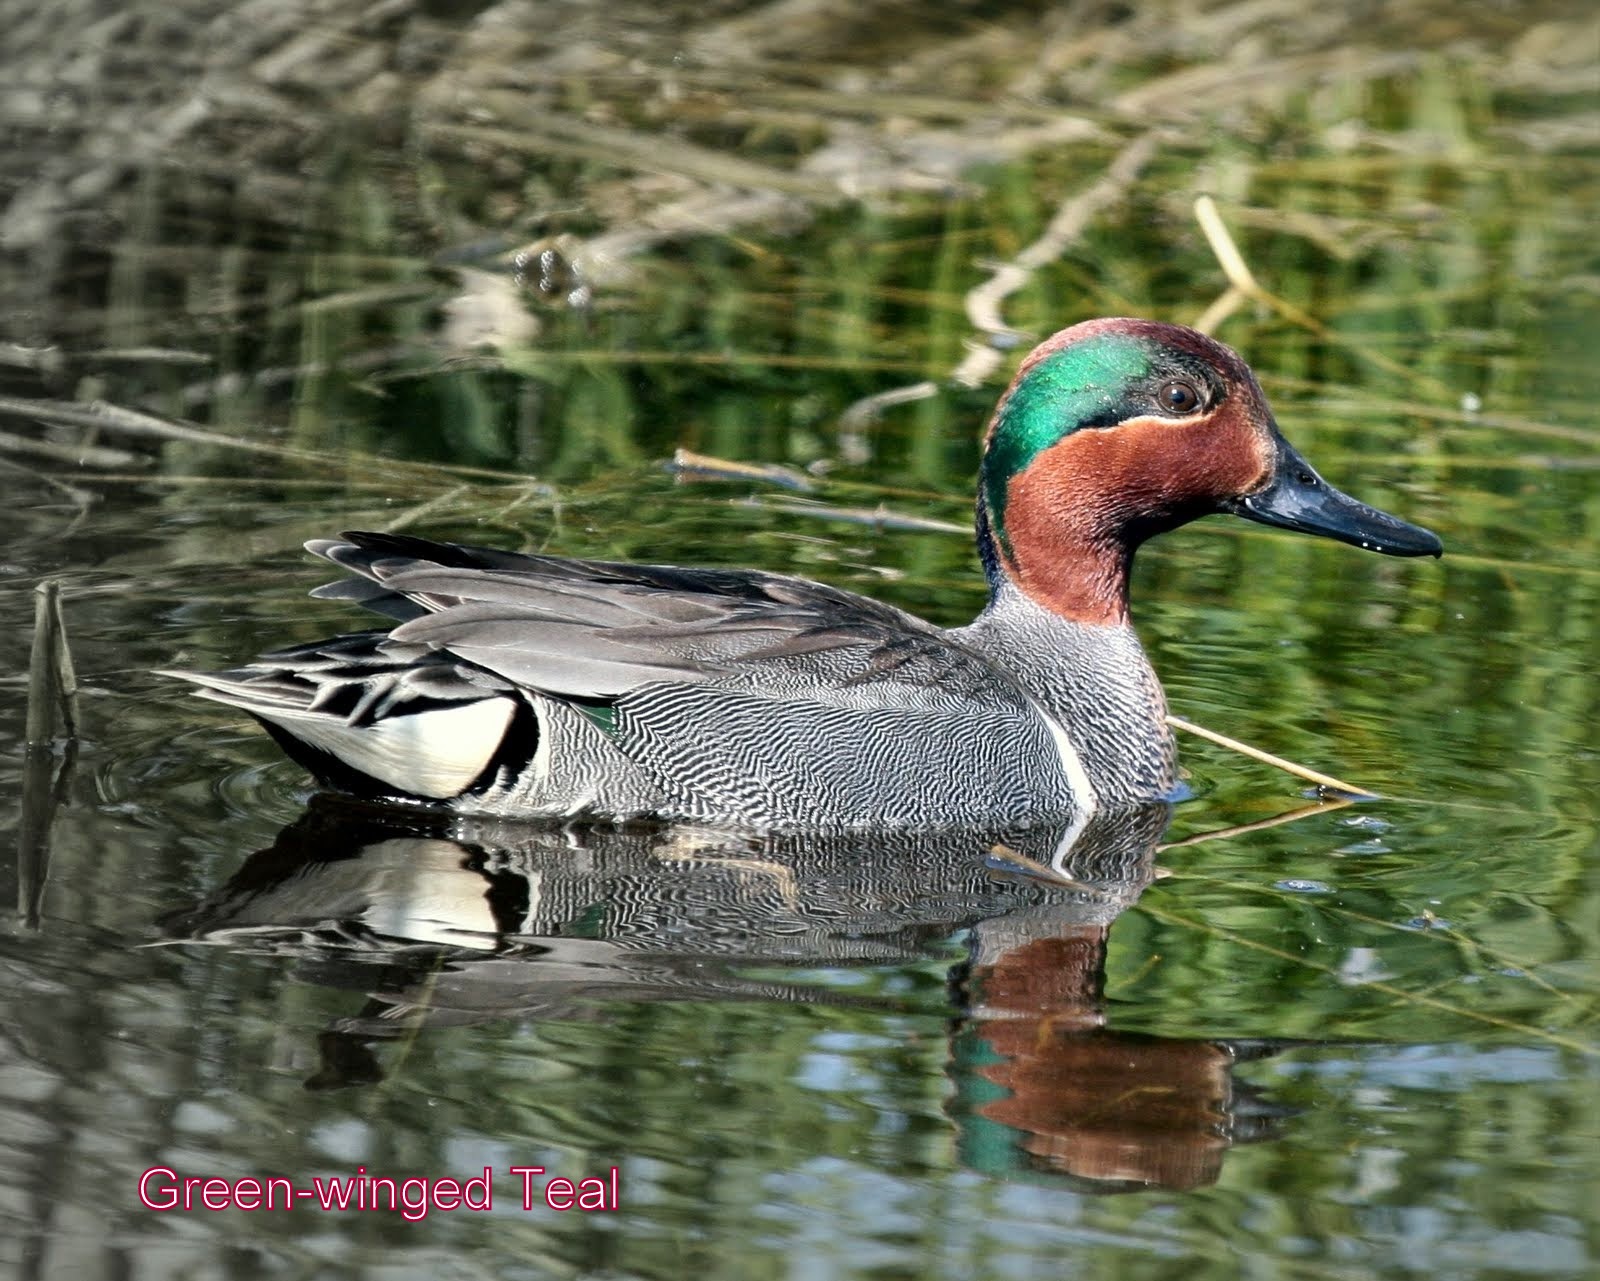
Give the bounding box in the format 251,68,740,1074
977,318,1441,624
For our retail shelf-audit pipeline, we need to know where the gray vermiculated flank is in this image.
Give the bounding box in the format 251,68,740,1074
176,531,1177,827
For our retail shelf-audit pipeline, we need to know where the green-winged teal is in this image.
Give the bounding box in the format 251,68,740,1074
170,319,1441,829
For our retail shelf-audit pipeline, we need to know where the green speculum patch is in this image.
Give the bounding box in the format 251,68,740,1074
981,334,1153,550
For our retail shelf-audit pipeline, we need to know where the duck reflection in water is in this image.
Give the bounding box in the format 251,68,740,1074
162,799,1299,1193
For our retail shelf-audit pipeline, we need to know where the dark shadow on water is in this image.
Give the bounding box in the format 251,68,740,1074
162,796,1307,1193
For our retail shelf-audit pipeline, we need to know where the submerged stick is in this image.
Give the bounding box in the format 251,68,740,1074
17,740,76,929
985,844,1126,895
1166,714,1375,799
1158,797,1354,852
836,381,939,434
668,448,813,491
760,498,968,534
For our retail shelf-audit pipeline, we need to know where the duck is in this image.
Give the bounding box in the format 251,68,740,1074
169,318,1441,830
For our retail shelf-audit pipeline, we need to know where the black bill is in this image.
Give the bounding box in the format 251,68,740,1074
1223,434,1443,558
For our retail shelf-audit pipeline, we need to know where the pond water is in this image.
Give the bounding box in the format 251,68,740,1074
0,3,1596,1278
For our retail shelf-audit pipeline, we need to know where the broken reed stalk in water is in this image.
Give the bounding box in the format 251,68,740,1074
26,580,79,744
1157,797,1354,852
1166,714,1375,799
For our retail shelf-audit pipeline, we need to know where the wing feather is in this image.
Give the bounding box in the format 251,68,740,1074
305,531,1015,713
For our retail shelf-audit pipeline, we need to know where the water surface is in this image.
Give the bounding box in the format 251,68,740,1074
1,3,1596,1278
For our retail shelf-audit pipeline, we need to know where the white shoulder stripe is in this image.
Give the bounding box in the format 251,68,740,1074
1030,698,1098,816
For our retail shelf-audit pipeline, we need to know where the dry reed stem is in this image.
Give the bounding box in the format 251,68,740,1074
1166,714,1375,798
26,581,78,744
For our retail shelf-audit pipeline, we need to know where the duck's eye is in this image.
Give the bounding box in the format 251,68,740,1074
1156,380,1203,415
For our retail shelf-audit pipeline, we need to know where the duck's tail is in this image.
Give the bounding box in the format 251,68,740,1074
159,632,531,802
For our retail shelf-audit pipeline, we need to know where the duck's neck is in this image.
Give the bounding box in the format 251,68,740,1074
957,564,1177,809
978,438,1151,626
